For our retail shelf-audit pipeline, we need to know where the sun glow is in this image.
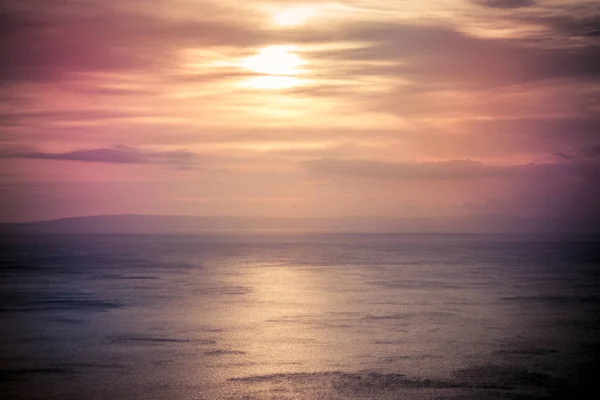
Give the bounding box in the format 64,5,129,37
273,6,319,27
241,46,304,76
239,45,308,89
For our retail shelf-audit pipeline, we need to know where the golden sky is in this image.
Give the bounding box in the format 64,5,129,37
0,0,599,225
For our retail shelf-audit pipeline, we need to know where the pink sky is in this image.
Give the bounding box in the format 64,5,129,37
1,0,599,225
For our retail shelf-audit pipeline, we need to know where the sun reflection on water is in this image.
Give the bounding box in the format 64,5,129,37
218,263,344,375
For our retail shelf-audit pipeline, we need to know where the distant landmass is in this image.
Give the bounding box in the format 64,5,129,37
0,214,596,234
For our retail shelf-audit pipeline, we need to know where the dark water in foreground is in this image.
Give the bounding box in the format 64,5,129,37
1,233,599,400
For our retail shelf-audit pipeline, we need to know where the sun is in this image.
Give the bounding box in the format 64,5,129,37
241,46,304,76
239,46,308,90
273,6,318,27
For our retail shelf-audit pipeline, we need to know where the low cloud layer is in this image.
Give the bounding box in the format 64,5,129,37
474,0,536,9
305,158,600,182
1,146,196,169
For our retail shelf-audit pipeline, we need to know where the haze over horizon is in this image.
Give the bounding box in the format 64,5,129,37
1,0,599,229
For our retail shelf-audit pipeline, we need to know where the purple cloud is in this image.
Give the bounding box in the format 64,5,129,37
0,145,196,168
474,0,535,9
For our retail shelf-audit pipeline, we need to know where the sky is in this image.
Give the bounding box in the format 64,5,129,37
0,0,599,226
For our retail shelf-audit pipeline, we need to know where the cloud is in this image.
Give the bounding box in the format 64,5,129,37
518,8,600,39
557,16,600,38
319,21,600,88
452,117,600,149
384,122,597,161
474,0,535,9
306,159,508,181
305,158,599,182
582,145,600,158
3,0,598,89
0,145,196,168
0,2,265,82
552,152,574,161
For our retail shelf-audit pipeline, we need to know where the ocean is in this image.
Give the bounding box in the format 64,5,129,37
1,233,598,399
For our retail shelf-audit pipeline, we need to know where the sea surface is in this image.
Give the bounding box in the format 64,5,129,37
1,233,599,399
